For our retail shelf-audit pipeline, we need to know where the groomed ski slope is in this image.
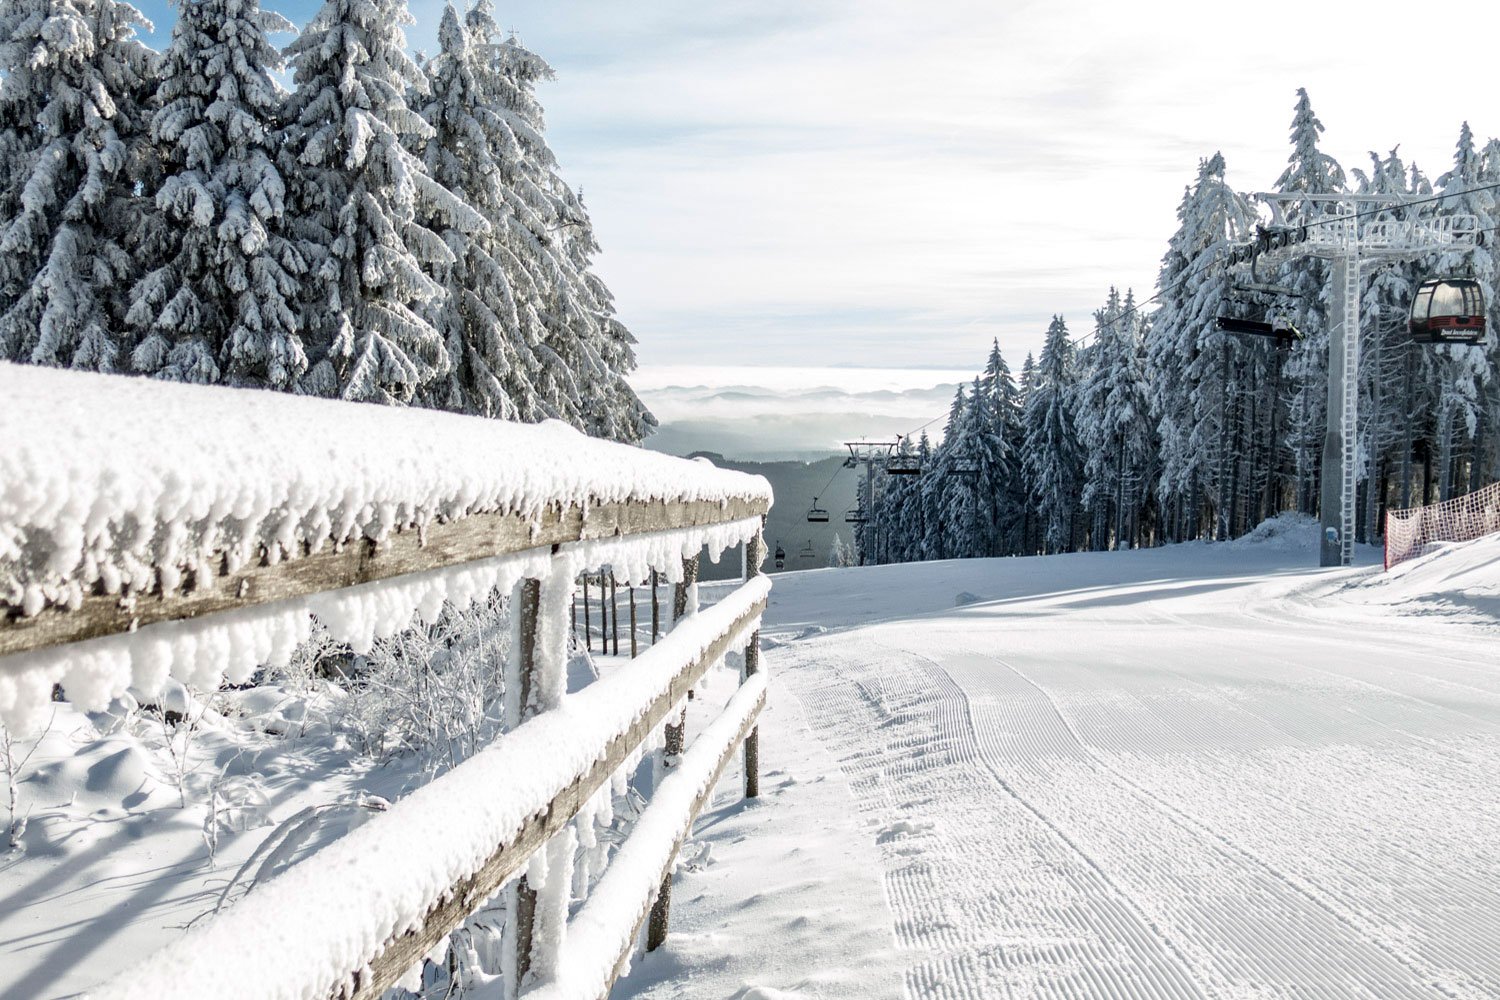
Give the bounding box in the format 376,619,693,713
692,520,1500,999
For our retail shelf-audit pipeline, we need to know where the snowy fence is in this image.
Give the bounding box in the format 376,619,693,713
0,364,773,999
1384,481,1500,570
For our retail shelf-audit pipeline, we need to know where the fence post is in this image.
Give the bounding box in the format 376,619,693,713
581,575,591,653
509,566,576,990
506,577,542,993
595,573,602,651
743,528,764,799
611,573,619,655
650,569,660,642
629,585,638,658
647,554,700,953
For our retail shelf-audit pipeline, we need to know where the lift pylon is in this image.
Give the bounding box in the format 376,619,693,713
1235,193,1481,567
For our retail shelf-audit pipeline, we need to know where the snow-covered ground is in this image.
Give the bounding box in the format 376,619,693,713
632,519,1500,998
8,517,1500,999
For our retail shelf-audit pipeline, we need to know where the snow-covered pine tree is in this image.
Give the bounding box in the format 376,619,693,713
557,189,655,442
1183,158,1261,540
941,377,1002,559
1023,316,1083,554
280,0,478,404
1014,352,1039,551
1147,153,1258,540
126,0,306,387
1147,178,1199,542
1427,122,1497,499
921,384,971,559
0,0,155,370
416,4,534,419
1018,352,1036,405
1274,89,1345,513
482,25,654,441
979,339,1023,554
878,434,924,562
1077,288,1155,549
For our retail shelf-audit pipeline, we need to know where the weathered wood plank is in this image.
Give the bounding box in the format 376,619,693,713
650,555,703,951
0,495,767,660
340,589,768,1000
600,683,766,996
743,530,765,800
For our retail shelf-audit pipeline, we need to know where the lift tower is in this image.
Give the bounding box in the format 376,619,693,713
842,440,898,562
1234,195,1480,567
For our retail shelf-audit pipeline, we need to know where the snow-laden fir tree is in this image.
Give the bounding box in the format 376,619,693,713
416,3,536,419
935,378,1001,559
919,384,973,559
1076,288,1154,549
1023,316,1083,553
828,532,854,568
979,339,1024,553
559,190,655,442
1018,353,1036,404
1427,122,1497,499
280,0,479,403
1147,153,1260,540
0,0,155,369
1274,88,1345,513
127,0,306,387
481,24,653,440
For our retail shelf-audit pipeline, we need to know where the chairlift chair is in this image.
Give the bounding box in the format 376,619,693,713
1216,314,1303,349
1409,277,1486,345
845,507,868,524
806,498,830,523
799,540,816,559
886,452,922,475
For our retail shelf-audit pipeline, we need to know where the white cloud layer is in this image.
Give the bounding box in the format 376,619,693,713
399,0,1500,370
636,365,974,460
133,0,1500,375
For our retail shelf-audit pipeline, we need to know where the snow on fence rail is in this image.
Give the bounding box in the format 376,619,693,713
1385,480,1500,570
0,363,774,999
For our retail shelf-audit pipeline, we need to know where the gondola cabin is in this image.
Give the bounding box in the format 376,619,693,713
774,543,786,570
1410,278,1486,345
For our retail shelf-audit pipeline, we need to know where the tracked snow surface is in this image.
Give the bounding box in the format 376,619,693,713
619,518,1500,999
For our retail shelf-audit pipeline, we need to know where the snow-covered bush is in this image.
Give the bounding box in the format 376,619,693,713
335,595,512,772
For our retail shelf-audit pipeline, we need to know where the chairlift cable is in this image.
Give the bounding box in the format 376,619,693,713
890,180,1500,443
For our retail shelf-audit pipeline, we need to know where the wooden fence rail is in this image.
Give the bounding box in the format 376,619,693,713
0,402,771,1000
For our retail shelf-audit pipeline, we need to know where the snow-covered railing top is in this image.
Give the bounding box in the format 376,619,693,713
0,363,769,652
1,363,776,999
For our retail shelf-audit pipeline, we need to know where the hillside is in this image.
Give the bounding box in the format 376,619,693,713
687,452,860,580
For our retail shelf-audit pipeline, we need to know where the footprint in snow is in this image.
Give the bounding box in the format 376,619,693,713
876,818,935,843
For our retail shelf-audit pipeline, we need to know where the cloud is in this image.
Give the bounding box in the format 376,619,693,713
130,0,1500,374
636,365,975,460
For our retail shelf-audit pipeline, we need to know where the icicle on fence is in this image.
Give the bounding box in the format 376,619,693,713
1384,480,1500,569
0,365,774,1000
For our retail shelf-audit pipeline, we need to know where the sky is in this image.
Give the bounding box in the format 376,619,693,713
131,0,1500,454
